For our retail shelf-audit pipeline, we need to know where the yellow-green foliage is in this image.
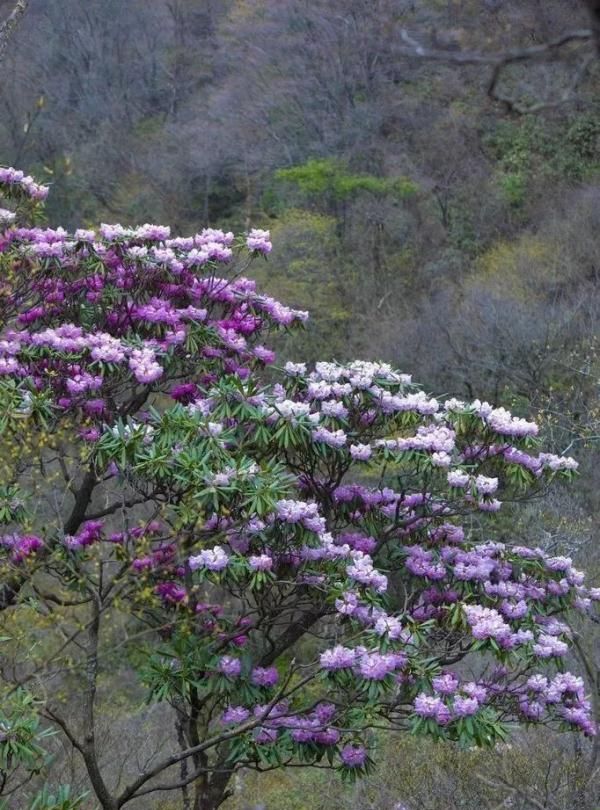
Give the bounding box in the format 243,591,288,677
470,234,558,300
0,418,84,529
276,159,418,201
250,209,354,359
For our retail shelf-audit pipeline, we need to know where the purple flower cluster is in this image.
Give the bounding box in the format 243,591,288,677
1,170,597,769
246,229,272,254
0,166,49,201
414,678,490,724
340,744,368,768
155,582,186,603
221,700,345,751
519,673,594,735
476,403,538,437
222,706,251,724
275,499,325,533
218,656,242,678
0,208,16,225
357,651,405,681
251,666,279,687
414,694,452,724
312,427,347,448
346,550,388,592
320,645,357,670
63,520,104,551
349,443,372,460
463,605,514,646
248,554,273,572
188,546,229,572
404,546,447,581
0,217,309,423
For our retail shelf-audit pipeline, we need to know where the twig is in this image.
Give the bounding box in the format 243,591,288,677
475,771,562,810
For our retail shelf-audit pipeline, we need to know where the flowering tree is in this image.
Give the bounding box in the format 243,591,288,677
0,167,598,810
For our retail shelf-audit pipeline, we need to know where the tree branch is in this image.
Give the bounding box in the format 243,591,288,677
83,496,151,521
399,28,593,67
475,771,562,810
117,672,314,806
398,26,595,114
0,0,29,64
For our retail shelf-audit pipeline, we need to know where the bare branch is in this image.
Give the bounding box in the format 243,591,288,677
475,771,562,810
117,672,315,806
399,28,593,67
399,26,595,114
489,52,595,115
0,0,29,64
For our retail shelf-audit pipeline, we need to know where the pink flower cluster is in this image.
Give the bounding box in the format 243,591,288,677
0,214,310,421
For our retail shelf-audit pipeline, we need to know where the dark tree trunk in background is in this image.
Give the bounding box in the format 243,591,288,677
196,769,233,810
584,0,600,51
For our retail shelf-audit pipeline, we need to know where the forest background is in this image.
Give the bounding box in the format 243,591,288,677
1,1,600,808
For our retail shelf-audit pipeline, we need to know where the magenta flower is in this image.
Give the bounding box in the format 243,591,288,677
170,383,198,403
10,535,43,563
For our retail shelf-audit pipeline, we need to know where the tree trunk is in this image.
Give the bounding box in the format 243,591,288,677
195,769,233,810
82,601,120,810
583,0,600,53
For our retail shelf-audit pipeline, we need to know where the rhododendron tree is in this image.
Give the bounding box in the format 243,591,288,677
0,168,597,810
